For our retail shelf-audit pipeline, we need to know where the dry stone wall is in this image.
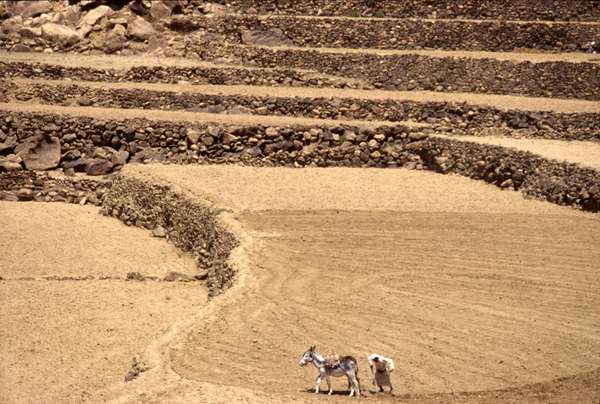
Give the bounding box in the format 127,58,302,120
203,46,600,100
1,110,599,213
197,15,600,52
221,0,600,21
3,82,599,141
101,176,238,296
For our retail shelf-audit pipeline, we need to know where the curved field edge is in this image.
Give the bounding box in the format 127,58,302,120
100,176,238,297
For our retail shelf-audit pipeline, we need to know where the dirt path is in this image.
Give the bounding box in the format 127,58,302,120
103,165,600,403
0,202,205,404
0,102,424,129
13,78,600,114
436,135,600,170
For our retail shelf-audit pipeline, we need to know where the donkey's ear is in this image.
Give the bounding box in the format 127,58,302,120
310,345,315,351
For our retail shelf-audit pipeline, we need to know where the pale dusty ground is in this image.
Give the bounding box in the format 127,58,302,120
103,165,600,404
14,78,600,113
0,202,206,404
3,46,598,66
436,135,600,170
0,202,197,279
122,165,589,214
255,45,600,63
0,102,422,129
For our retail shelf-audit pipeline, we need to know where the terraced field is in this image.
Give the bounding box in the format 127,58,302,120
1,1,599,403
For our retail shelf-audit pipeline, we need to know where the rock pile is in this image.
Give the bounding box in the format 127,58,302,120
102,176,238,296
0,169,111,204
6,82,600,141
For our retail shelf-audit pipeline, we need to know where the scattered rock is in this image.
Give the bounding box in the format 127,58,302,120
0,154,23,171
9,1,53,18
104,24,127,53
18,26,41,38
240,28,293,46
85,159,113,176
150,1,171,21
151,225,167,238
186,128,201,144
76,96,93,106
1,15,23,35
169,15,199,32
16,135,61,170
163,271,193,282
16,188,34,201
41,23,81,46
127,16,155,41
0,136,18,154
194,270,208,281
79,5,112,28
124,357,147,382
110,150,130,166
126,272,145,281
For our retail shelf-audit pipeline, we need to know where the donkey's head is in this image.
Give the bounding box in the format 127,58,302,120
299,345,316,367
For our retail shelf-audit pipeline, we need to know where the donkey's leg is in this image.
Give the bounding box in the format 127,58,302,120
315,373,322,394
326,375,333,395
349,372,360,398
347,374,355,397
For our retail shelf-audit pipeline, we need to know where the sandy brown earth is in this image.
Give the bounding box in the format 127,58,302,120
0,202,206,404
435,135,600,170
0,102,423,129
12,78,600,114
2,8,600,402
92,165,600,404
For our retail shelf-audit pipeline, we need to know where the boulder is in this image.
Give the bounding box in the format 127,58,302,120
169,15,199,32
127,16,155,41
79,5,112,27
85,158,114,175
0,154,22,171
110,150,129,166
152,226,167,238
150,1,171,21
16,135,61,170
163,271,193,282
41,23,81,46
6,1,52,18
240,28,293,46
16,188,34,201
104,24,127,53
186,128,201,144
1,15,23,35
18,26,41,38
0,136,18,154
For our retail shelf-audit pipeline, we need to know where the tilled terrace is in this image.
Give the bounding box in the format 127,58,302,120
1,3,600,403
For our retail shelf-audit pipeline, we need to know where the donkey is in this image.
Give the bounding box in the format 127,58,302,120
299,346,361,397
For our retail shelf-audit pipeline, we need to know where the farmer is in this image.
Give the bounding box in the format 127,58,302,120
367,353,394,393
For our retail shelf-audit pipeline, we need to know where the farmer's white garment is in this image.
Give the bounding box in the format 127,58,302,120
368,353,394,387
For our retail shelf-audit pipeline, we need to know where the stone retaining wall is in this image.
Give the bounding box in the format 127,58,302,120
203,46,600,100
1,110,599,212
407,138,600,212
101,176,238,296
222,0,600,21
0,61,361,89
197,15,600,52
3,82,599,141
